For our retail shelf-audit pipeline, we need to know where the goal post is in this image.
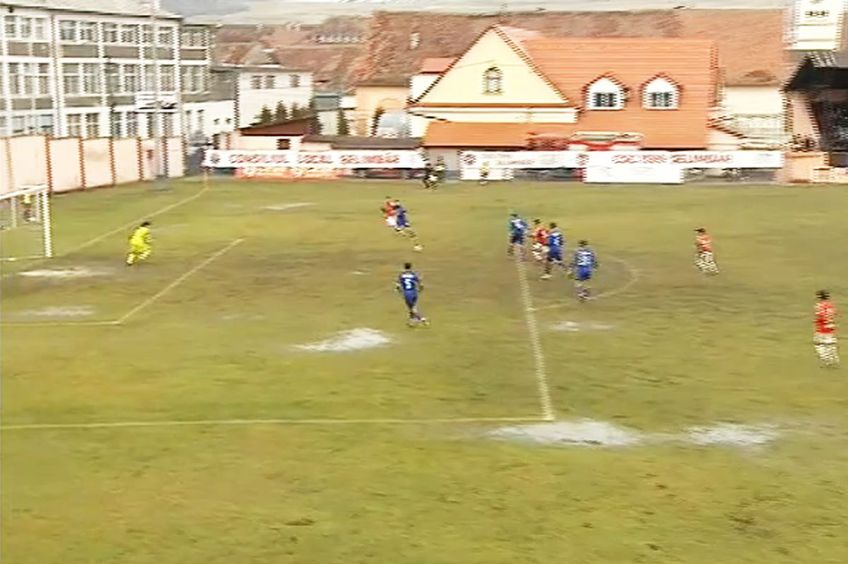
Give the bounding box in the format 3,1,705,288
0,185,53,261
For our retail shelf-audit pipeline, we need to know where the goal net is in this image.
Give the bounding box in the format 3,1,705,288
0,186,54,261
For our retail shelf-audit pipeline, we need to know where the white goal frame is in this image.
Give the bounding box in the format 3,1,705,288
0,185,53,261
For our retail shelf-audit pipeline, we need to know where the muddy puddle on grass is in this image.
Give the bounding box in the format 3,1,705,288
490,420,781,449
18,267,112,279
294,328,392,353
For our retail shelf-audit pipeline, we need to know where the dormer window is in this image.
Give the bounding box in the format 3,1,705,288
587,77,624,110
643,76,679,109
409,32,420,50
484,67,503,94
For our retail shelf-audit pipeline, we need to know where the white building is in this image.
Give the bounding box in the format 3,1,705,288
0,0,234,141
212,63,313,128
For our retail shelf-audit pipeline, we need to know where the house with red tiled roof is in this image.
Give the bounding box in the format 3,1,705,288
409,25,739,163
355,9,790,145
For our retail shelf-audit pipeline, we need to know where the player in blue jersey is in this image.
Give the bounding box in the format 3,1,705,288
507,213,528,258
394,202,423,252
396,262,428,326
571,240,599,301
541,222,565,279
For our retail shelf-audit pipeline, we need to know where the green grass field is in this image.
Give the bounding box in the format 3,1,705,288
2,178,848,563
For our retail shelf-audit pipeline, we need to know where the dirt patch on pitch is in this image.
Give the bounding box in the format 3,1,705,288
18,267,112,279
491,419,644,447
17,305,96,318
685,423,779,447
294,328,391,353
551,321,616,333
264,202,314,212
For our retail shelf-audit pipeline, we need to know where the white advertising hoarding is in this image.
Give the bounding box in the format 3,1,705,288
583,164,685,184
204,150,426,169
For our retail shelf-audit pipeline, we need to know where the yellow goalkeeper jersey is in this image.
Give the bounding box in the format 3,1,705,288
129,226,151,246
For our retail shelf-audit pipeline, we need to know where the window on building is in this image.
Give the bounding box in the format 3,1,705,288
143,65,156,91
84,113,99,138
160,65,175,91
0,117,6,138
483,67,502,95
264,75,275,89
642,76,679,109
141,24,152,44
62,63,80,95
290,74,301,88
8,63,25,96
59,20,76,41
126,112,138,137
122,64,139,93
67,114,82,137
79,21,97,42
276,139,291,150
111,112,122,137
197,109,205,132
251,75,262,89
586,77,624,110
35,63,49,96
4,16,48,40
103,23,119,43
82,63,99,94
12,116,26,136
63,63,100,95
162,114,174,137
158,27,174,46
120,24,138,44
37,114,54,135
409,32,420,49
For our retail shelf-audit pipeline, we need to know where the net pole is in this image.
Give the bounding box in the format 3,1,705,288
40,190,53,258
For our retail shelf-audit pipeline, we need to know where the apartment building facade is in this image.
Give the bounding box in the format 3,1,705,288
0,0,234,141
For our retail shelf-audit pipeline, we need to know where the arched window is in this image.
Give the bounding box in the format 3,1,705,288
643,76,679,109
483,67,503,95
586,77,624,110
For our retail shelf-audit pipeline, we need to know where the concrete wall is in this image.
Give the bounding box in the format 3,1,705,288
0,135,184,195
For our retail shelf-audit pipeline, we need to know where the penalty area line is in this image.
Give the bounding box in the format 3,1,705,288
514,254,556,421
2,238,244,328
116,238,245,324
0,416,547,432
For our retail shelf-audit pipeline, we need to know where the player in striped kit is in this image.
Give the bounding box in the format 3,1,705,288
694,228,719,275
814,290,839,368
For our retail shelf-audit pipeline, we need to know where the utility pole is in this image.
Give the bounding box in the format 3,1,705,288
147,0,167,189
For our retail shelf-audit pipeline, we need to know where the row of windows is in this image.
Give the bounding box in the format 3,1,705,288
482,68,682,110
1,62,207,97
3,16,47,41
1,16,207,46
59,20,178,45
0,112,224,139
249,74,302,89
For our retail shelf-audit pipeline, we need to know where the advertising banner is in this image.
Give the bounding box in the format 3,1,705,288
204,150,426,169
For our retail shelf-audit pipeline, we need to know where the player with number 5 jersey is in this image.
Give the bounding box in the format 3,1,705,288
396,262,428,326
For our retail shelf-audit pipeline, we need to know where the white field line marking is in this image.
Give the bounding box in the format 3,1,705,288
515,253,556,421
2,238,243,328
115,238,244,324
531,256,641,312
0,415,546,432
64,184,211,257
1,183,210,275
2,320,119,328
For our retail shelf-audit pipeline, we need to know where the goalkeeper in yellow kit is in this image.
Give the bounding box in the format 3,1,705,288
126,221,152,266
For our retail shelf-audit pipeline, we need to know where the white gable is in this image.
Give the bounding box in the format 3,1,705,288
416,29,567,106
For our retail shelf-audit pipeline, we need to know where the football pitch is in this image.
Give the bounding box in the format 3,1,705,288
2,178,848,563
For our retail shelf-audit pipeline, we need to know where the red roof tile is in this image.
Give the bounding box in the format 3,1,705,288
420,57,455,74
358,10,785,87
